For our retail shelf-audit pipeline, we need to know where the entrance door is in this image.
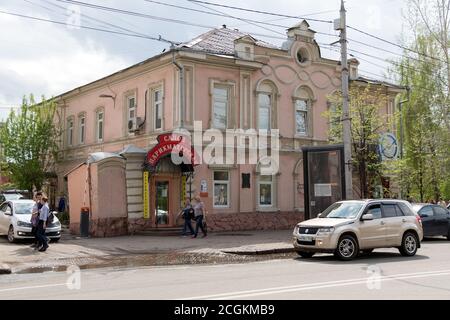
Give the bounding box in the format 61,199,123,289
155,181,170,226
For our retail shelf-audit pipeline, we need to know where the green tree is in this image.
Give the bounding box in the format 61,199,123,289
325,84,393,199
392,1,450,202
0,95,61,192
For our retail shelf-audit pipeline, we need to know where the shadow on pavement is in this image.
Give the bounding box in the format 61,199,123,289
294,251,429,265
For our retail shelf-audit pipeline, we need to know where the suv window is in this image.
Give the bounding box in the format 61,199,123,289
366,204,382,219
419,206,434,217
382,204,399,218
398,203,415,216
433,206,448,216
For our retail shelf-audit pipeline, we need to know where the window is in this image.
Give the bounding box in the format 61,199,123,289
398,203,415,216
78,115,85,145
67,118,74,147
382,204,402,218
212,86,228,129
419,206,433,217
213,171,229,207
96,110,104,142
296,48,309,64
295,100,308,135
367,204,382,219
258,93,271,130
245,47,251,59
294,86,313,137
258,175,273,206
433,206,448,216
154,89,163,130
127,95,136,122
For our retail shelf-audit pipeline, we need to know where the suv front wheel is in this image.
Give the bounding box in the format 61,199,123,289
399,232,418,257
334,235,359,261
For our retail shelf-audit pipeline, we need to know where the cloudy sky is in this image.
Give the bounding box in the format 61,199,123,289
0,0,405,120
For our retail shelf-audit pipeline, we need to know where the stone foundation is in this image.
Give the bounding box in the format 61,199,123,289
69,217,128,237
127,218,155,234
69,212,305,236
206,211,305,232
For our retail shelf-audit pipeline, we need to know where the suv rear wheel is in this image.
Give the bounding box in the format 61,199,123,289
297,251,315,258
399,232,418,256
334,235,359,261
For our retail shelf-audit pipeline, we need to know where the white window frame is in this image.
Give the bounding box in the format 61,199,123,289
78,114,85,145
153,88,163,130
258,93,272,130
258,175,274,207
212,85,229,130
96,109,104,142
67,118,74,147
127,94,136,123
295,99,309,136
213,171,230,208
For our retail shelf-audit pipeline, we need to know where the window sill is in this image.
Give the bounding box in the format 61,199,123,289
257,207,280,213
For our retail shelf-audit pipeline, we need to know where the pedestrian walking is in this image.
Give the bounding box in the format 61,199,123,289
36,195,50,252
177,198,195,236
30,192,43,248
192,195,207,238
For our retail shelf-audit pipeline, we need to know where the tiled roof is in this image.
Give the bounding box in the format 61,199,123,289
180,27,278,56
354,76,406,90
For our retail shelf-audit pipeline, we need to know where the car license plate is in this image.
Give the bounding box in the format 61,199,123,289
299,235,314,242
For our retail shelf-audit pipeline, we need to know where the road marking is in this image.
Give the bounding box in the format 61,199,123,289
0,283,67,293
181,269,450,300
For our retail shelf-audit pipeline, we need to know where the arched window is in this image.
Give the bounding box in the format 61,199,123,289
293,86,314,137
256,80,278,130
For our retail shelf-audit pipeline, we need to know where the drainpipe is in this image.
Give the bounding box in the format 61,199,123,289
171,47,185,128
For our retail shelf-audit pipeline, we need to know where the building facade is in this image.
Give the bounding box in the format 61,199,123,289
55,21,402,236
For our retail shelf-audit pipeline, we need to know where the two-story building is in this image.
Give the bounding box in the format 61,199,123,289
55,21,403,236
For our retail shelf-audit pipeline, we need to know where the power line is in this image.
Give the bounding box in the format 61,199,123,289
347,25,448,65
24,0,151,38
55,0,291,41
187,0,286,36
0,10,178,44
186,0,333,24
182,0,447,65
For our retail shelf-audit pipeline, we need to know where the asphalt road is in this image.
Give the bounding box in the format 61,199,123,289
1,238,450,300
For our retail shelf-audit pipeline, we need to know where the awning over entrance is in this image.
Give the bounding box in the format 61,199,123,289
144,133,200,172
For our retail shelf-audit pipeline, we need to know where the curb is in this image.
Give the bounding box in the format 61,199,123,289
221,247,296,255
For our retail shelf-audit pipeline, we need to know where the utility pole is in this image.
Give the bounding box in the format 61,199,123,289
336,0,353,200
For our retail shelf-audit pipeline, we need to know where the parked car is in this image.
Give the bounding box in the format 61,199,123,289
411,204,450,240
0,190,28,202
293,199,423,261
0,199,61,243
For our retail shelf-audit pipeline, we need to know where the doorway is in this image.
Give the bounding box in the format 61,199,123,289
155,180,170,226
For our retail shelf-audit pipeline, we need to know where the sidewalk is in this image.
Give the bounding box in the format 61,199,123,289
0,229,296,274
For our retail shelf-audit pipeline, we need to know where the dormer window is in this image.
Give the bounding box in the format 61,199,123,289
245,47,251,59
296,48,310,64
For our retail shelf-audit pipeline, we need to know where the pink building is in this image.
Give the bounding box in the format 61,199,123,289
56,21,402,236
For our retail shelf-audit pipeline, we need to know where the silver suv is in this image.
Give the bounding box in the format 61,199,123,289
293,200,423,260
